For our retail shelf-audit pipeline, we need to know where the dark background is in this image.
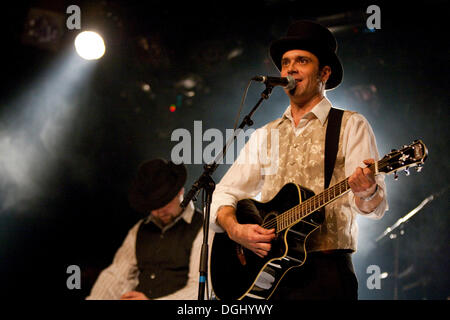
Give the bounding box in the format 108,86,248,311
0,0,448,301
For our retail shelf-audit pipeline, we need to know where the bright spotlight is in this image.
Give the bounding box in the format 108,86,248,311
74,31,105,60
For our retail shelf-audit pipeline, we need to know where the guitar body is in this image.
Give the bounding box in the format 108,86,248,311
210,183,325,300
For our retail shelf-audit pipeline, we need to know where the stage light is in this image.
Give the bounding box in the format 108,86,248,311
169,104,176,112
74,31,105,60
141,83,151,92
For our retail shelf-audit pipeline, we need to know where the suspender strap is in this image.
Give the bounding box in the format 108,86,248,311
324,108,344,189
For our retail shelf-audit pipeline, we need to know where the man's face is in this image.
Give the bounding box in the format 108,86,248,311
150,188,183,226
280,49,330,104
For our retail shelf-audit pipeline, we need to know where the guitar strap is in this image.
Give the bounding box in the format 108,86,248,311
324,107,344,189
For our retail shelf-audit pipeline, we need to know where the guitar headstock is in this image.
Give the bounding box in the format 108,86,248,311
377,140,428,177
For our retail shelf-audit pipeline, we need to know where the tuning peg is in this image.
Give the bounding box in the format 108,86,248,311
416,166,423,173
404,167,410,176
394,171,399,180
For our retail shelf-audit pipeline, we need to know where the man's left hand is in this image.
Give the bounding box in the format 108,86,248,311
348,159,377,198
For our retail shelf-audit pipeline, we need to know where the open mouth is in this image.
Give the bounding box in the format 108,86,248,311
288,79,301,93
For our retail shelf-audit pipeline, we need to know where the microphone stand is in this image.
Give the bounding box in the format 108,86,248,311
375,194,434,299
180,84,274,300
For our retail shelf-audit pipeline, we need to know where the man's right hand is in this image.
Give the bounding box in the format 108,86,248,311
217,206,275,258
229,223,276,258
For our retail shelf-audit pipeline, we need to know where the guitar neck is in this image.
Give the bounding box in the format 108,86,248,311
275,162,377,232
275,178,350,232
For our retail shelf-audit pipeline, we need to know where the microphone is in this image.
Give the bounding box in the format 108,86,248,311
252,75,296,90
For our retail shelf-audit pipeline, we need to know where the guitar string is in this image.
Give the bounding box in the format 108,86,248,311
270,183,348,231
261,178,350,231
263,158,384,231
272,178,349,231
262,156,402,231
263,147,422,231
263,179,350,230
260,158,395,231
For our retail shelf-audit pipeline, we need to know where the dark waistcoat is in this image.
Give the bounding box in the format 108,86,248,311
135,209,203,298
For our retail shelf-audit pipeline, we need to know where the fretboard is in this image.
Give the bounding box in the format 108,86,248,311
273,178,351,232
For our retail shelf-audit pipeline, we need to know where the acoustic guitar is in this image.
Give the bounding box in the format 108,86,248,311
210,140,428,300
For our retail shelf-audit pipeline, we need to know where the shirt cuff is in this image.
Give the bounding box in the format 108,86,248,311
349,185,387,219
210,195,238,233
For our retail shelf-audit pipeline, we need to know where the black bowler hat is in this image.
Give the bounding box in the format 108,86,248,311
269,20,343,90
128,158,187,213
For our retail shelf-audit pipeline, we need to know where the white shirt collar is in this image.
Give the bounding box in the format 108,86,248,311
282,97,333,127
144,200,196,229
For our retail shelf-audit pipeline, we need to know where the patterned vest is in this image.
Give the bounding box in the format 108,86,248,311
135,209,203,298
261,109,357,252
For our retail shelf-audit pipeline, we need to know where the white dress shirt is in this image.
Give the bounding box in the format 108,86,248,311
210,98,388,250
